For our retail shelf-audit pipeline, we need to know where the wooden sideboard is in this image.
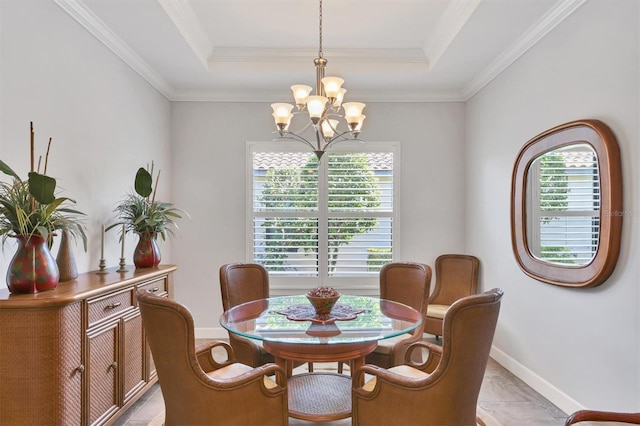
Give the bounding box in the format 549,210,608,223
0,265,176,425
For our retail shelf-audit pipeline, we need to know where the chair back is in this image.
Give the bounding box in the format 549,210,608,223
138,292,288,425
428,288,503,424
380,262,432,320
430,254,479,305
220,263,269,310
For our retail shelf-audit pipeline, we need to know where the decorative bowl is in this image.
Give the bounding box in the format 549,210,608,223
306,287,341,316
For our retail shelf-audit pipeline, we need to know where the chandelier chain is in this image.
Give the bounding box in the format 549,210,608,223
318,0,323,58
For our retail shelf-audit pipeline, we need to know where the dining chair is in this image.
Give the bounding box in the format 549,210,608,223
424,253,480,338
137,291,288,426
219,263,276,367
565,410,640,425
352,288,503,426
338,262,431,373
219,262,312,372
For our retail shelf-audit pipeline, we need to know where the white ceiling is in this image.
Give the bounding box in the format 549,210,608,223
53,0,586,102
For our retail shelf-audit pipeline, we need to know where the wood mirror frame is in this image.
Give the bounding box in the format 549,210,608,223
511,119,622,288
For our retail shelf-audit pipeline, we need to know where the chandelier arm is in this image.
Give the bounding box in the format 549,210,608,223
323,131,365,150
272,131,317,152
286,118,314,135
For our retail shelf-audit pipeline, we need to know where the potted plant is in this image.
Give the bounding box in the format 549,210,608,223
107,162,187,268
0,122,86,293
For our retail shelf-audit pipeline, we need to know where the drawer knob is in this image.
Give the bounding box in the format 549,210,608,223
147,287,159,293
75,365,85,374
109,362,118,371
105,302,122,310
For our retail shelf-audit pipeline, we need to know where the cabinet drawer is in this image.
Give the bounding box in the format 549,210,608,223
136,278,167,297
87,288,134,328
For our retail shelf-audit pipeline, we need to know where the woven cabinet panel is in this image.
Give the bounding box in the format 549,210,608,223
123,311,145,402
0,304,82,425
58,302,83,425
88,322,119,425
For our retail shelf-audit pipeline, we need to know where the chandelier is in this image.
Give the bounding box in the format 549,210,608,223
270,0,366,160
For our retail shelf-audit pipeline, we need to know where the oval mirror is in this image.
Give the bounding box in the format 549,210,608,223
511,120,622,288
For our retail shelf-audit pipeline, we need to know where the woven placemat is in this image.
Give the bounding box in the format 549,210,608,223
288,373,352,419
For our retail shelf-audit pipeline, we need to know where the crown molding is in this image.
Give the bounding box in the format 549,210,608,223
169,88,466,103
55,0,584,104
209,47,429,66
52,0,174,99
157,0,212,68
461,0,587,100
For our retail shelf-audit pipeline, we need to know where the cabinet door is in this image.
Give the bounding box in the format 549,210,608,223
122,309,146,403
87,321,119,426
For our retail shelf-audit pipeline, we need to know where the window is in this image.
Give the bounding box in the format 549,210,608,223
248,142,398,285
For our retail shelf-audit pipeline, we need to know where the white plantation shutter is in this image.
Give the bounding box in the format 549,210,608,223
250,145,397,280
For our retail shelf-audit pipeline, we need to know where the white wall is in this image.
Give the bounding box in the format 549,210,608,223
170,101,467,334
0,0,172,283
466,0,639,413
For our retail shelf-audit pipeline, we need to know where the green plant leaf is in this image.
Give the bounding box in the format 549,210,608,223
0,159,20,180
135,168,153,198
28,172,56,204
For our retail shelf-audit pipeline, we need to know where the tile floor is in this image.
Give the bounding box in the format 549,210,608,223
114,339,570,426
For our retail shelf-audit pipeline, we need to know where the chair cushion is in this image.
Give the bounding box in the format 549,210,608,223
372,333,413,354
206,362,278,389
362,364,429,392
427,304,449,319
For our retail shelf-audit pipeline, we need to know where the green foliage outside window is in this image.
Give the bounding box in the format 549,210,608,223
259,154,381,273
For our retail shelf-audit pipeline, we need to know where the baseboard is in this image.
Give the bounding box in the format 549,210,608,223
490,345,583,415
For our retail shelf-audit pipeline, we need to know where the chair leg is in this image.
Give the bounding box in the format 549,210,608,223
337,361,343,374
308,362,313,372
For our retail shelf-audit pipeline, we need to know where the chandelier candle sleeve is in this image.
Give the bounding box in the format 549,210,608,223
101,224,105,260
120,224,125,259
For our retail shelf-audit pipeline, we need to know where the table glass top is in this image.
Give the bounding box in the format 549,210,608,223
219,295,422,345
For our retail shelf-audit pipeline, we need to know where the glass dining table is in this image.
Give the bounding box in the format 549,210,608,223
219,294,422,421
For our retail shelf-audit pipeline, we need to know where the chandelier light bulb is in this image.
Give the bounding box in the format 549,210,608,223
321,119,339,138
321,76,344,102
306,96,328,124
291,84,312,109
334,88,347,108
271,103,294,130
343,102,366,129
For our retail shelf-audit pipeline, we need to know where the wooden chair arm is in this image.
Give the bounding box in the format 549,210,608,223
566,410,640,425
353,364,431,398
207,362,287,395
405,341,442,373
195,340,234,373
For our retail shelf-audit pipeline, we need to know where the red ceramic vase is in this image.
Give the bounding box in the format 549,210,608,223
7,235,60,293
133,232,161,268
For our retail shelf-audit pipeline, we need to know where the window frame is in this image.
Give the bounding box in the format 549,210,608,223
246,141,401,294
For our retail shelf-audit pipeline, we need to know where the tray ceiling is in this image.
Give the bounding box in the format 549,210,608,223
54,0,586,101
